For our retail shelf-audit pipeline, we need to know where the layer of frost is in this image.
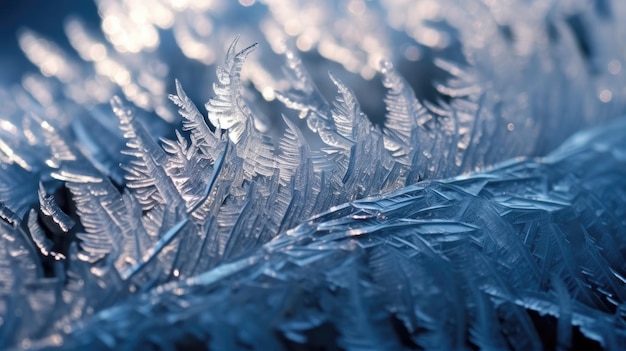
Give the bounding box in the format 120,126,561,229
0,0,625,350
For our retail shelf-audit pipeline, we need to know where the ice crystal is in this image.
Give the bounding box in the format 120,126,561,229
0,0,625,350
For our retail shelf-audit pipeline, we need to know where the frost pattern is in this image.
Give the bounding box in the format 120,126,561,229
21,117,626,350
0,0,626,350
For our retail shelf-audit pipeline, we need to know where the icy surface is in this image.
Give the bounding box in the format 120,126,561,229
25,117,626,351
0,0,626,350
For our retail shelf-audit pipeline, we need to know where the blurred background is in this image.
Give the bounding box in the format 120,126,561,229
0,0,99,84
2,0,625,160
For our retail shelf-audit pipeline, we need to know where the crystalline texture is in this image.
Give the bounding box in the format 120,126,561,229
1,1,626,350
31,117,626,350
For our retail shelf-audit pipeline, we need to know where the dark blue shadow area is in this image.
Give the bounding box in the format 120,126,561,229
0,0,99,84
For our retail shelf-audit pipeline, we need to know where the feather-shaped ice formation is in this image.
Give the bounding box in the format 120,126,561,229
1,0,626,350
22,116,626,351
